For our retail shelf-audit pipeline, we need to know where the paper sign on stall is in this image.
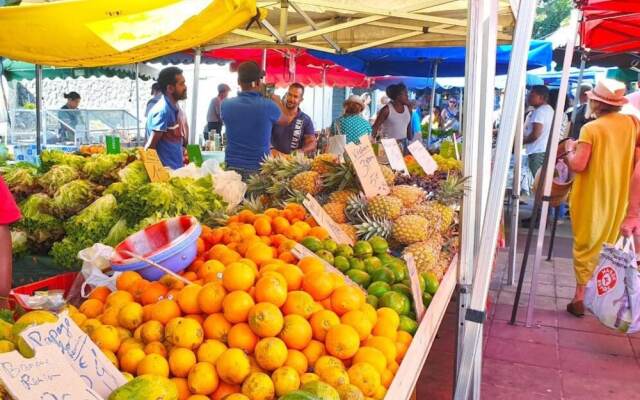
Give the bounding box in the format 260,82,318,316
292,244,366,294
138,148,170,182
20,311,126,398
344,136,390,198
381,138,409,175
303,194,354,245
0,345,103,400
407,140,437,175
404,254,426,321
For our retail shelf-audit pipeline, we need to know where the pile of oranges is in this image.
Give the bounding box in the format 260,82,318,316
72,204,411,400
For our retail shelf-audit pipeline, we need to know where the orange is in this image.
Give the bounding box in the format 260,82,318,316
160,274,186,291
302,340,326,368
216,348,251,384
142,304,154,322
188,361,219,395
272,217,290,234
79,299,104,319
166,318,204,350
100,305,122,327
376,308,400,330
381,369,393,388
198,259,225,279
248,303,284,338
254,338,288,371
70,312,87,327
238,209,256,223
278,251,297,264
115,326,132,341
169,347,197,378
197,282,226,314
348,363,380,397
144,341,167,357
211,381,241,400
102,349,119,368
197,339,227,364
284,225,305,242
279,315,312,350
397,330,412,345
137,353,170,377
227,323,259,354
245,243,274,266
284,349,308,375
314,355,344,376
276,265,304,291
197,238,206,255
105,290,134,308
360,303,378,326
172,377,191,400
141,282,169,305
396,340,409,362
223,262,256,292
325,324,360,360
254,275,288,307
176,284,203,314
353,347,387,374
281,291,315,319
223,291,255,324
117,337,143,358
185,314,204,325
297,257,325,275
140,320,164,344
248,355,265,375
388,361,399,375
91,325,121,352
241,372,275,400
341,310,373,341
307,226,329,240
364,336,397,365
116,271,142,291
151,299,181,324
253,216,272,236
118,302,144,330
203,313,232,342
183,271,198,282
81,318,103,336
300,373,320,385
292,221,311,236
129,279,151,302
302,270,335,301
218,249,242,266
264,208,280,218
330,285,365,316
88,286,111,303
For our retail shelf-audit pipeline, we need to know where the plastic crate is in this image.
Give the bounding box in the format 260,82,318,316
9,272,78,311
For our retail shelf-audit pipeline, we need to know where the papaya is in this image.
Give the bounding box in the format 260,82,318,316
0,320,13,341
108,374,178,400
11,323,34,358
278,391,320,400
300,381,340,400
15,310,57,326
0,340,15,353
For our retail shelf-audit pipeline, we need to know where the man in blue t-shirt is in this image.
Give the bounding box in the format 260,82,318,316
222,62,287,179
145,67,188,170
271,83,316,155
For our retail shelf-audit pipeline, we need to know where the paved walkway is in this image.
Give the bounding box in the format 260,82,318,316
417,250,640,399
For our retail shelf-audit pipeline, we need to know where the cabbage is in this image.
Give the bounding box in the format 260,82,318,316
1,165,39,200
50,179,97,218
50,237,93,270
117,160,149,188
38,164,80,195
104,181,127,202
17,194,65,253
11,230,28,257
40,149,86,171
103,218,133,247
63,194,119,240
82,153,129,183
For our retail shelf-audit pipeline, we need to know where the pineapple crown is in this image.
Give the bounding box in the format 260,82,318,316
435,174,468,205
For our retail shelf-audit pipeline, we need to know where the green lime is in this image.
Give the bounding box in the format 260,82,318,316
364,256,383,274
391,283,412,298
348,257,366,271
379,291,411,315
398,315,418,335
323,239,338,254
422,271,439,296
353,240,373,258
377,253,395,265
301,236,323,252
370,267,395,284
418,274,426,292
401,279,411,287
387,261,408,282
407,310,417,320
367,281,391,297
366,295,379,308
334,256,351,273
335,244,354,258
368,236,389,254
423,292,433,307
316,250,334,265
347,269,371,288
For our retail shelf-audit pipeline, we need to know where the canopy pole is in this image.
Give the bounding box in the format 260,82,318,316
454,0,537,396
570,52,587,125
507,101,524,286
190,48,202,145
261,49,268,72
35,64,43,155
279,0,289,39
525,10,580,327
321,66,327,131
135,63,141,146
427,60,439,149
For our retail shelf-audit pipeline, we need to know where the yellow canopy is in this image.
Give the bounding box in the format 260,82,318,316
0,0,260,67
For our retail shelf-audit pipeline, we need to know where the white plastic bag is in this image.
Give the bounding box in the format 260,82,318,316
76,243,119,298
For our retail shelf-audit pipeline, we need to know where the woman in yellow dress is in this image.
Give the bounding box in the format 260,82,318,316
564,79,640,317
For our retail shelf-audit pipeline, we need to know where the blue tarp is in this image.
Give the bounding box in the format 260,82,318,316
374,73,544,90
309,40,552,78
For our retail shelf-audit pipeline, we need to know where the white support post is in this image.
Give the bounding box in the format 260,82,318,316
507,101,524,285
135,63,141,145
35,65,43,155
570,53,587,124
190,48,202,145
321,66,327,131
261,48,268,72
427,61,439,148
525,10,580,327
454,0,538,397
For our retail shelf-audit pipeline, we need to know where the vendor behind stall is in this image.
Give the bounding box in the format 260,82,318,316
0,176,20,302
145,67,188,170
271,83,316,155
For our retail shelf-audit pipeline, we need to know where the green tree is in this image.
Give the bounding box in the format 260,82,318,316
533,0,572,39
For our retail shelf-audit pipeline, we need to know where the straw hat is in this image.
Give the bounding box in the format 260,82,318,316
586,79,628,107
345,94,365,110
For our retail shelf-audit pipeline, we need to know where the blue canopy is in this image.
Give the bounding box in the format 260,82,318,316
309,40,552,78
374,73,544,90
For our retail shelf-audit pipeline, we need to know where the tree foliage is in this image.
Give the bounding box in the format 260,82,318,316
533,0,573,39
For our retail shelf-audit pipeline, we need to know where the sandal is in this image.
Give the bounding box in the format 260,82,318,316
566,301,585,317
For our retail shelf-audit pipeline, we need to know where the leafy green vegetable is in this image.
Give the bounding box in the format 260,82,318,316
1,165,40,200
50,179,97,218
0,310,13,324
17,194,65,253
82,153,129,183
11,230,28,257
38,164,80,195
103,218,133,247
63,194,119,241
117,160,149,188
40,149,86,171
50,237,93,269
104,181,127,202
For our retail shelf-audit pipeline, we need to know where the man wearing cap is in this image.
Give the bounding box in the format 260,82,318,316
271,83,317,155
523,85,555,177
204,83,231,140
222,62,288,179
569,83,594,140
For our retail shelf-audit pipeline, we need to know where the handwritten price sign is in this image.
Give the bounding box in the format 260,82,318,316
303,194,354,245
138,148,170,182
345,137,390,199
381,139,409,175
407,140,437,175
21,312,125,398
404,254,426,322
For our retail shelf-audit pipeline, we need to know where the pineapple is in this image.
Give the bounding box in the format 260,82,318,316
241,195,266,214
322,159,361,192
328,190,356,205
345,193,368,223
290,171,323,195
390,185,426,207
311,154,339,175
407,202,450,234
355,214,393,240
380,164,396,186
403,237,444,278
367,195,403,220
323,202,347,224
339,223,358,243
391,214,431,245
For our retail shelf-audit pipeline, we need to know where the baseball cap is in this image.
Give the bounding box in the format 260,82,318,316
238,61,265,84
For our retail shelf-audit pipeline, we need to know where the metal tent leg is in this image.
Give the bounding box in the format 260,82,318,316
35,65,42,155
135,63,141,146
426,61,439,148
546,208,560,261
507,102,525,285
189,48,202,145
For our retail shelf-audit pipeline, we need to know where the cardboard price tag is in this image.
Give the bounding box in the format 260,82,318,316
403,253,426,321
303,194,354,245
187,144,203,167
344,136,390,199
21,311,125,398
105,135,120,154
0,345,103,400
381,138,409,175
138,148,170,182
407,140,437,175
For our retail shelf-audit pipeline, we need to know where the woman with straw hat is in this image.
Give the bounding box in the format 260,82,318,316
330,95,372,144
563,78,640,317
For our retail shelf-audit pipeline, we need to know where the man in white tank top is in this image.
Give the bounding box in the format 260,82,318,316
372,83,413,146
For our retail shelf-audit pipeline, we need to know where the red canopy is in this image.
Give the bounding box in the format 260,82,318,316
206,48,370,88
579,0,640,53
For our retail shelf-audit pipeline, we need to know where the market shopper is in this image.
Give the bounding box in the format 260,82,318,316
204,83,231,140
145,66,188,170
271,83,316,155
570,84,595,140
58,91,82,142
372,84,412,147
0,176,20,303
360,92,372,121
563,79,640,317
523,85,554,177
144,83,161,118
440,97,460,131
222,61,287,180
330,95,372,144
